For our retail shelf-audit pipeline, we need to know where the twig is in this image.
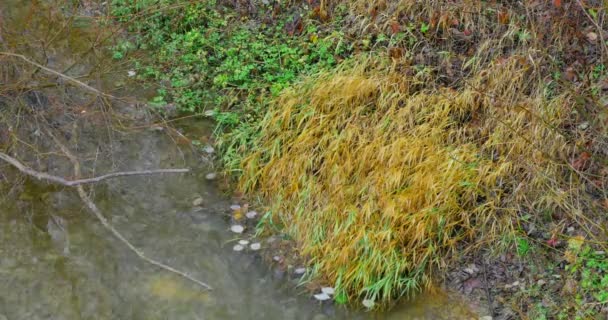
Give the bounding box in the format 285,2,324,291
0,140,213,291
0,152,189,186
0,52,116,99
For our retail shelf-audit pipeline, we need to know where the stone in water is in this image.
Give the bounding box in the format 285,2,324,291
233,244,244,252
238,240,249,245
245,211,257,219
294,267,306,275
230,225,245,234
205,173,217,180
321,287,335,295
313,293,331,301
362,299,375,309
250,242,261,251
192,197,204,207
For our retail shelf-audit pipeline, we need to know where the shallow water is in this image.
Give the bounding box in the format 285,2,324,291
0,1,479,319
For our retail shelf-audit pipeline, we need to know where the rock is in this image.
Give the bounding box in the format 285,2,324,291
313,292,331,301
362,299,375,309
204,110,215,117
250,242,261,251
127,70,136,77
273,255,282,262
238,240,249,245
245,211,257,219
233,244,244,252
230,204,241,211
205,172,217,180
230,225,245,233
203,145,215,154
294,267,306,275
192,197,204,207
321,287,335,295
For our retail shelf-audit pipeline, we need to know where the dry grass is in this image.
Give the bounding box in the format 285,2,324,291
237,52,588,305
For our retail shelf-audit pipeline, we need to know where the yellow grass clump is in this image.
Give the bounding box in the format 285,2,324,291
239,54,576,305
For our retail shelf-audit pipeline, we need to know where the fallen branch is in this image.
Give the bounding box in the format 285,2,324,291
0,145,212,291
0,152,189,186
0,52,116,99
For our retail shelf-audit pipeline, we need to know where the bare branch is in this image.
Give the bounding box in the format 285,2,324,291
0,152,189,186
0,52,116,99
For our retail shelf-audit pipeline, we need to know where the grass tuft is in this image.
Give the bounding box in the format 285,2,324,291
239,53,580,306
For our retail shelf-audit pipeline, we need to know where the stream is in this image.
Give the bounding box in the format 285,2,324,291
0,1,480,319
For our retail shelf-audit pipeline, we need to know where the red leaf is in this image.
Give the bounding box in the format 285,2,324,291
390,21,400,34
553,0,561,7
547,237,559,247
571,152,591,171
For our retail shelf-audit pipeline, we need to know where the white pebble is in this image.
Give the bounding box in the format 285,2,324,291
238,240,249,245
294,267,306,274
203,145,215,154
321,287,335,295
245,211,257,219
233,244,244,252
313,293,331,301
205,173,217,180
273,255,281,262
230,204,241,211
362,299,375,309
250,242,261,251
127,70,136,77
192,197,204,207
230,225,245,234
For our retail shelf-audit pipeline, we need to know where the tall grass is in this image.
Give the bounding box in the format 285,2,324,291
238,53,581,305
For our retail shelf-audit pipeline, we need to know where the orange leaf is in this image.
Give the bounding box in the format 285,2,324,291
553,0,561,7
390,21,400,34
498,11,509,25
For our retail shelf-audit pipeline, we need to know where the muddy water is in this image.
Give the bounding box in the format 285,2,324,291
0,1,479,319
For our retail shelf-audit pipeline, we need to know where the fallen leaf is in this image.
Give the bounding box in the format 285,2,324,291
552,0,561,7
498,11,509,25
571,152,591,171
547,236,559,247
390,20,400,34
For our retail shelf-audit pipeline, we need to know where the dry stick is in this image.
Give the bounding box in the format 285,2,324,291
0,149,212,291
0,152,188,186
0,52,116,99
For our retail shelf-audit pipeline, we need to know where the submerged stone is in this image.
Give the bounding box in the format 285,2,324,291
313,293,331,301
230,225,245,233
